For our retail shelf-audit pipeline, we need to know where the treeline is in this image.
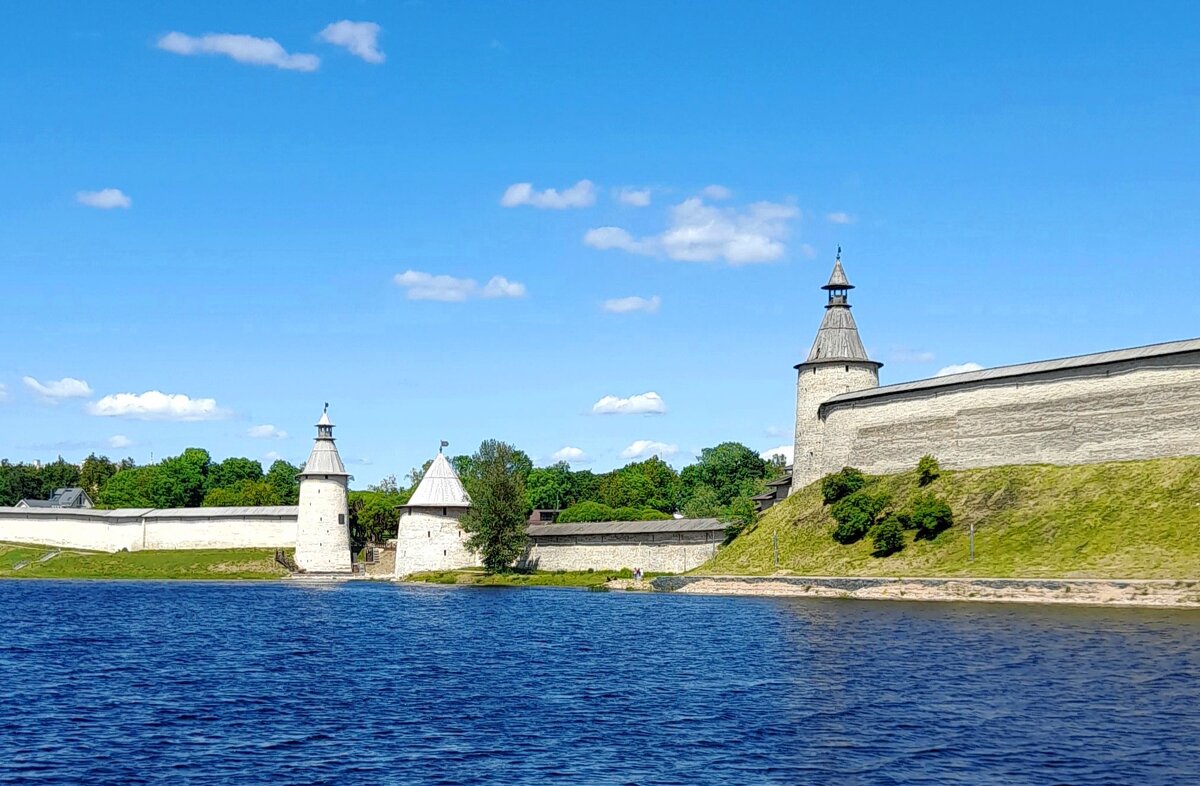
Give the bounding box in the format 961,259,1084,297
0,452,302,508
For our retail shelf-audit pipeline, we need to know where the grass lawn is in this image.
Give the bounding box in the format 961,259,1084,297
0,543,290,580
701,456,1200,579
404,567,665,588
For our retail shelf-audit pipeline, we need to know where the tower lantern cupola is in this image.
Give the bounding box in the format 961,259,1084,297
822,246,854,307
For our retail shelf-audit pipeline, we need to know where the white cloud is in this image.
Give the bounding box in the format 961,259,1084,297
585,193,799,265
264,450,284,462
88,391,229,421
248,424,288,439
551,446,590,464
764,425,784,438
0,383,7,402
393,270,527,302
700,184,732,200
76,189,131,209
108,435,133,449
591,392,666,415
602,295,661,314
318,20,385,63
936,362,984,377
22,376,93,399
617,187,651,207
156,31,320,72
826,212,854,224
620,440,678,460
500,179,595,209
760,445,794,464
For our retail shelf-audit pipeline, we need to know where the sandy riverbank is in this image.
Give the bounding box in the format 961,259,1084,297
649,575,1200,608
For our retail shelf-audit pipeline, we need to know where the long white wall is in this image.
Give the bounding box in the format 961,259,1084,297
520,532,721,573
0,507,297,552
808,354,1200,483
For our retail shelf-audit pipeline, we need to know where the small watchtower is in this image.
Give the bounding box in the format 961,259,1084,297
792,250,882,489
294,404,352,573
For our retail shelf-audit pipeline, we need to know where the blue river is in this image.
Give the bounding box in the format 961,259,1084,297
1,580,1197,785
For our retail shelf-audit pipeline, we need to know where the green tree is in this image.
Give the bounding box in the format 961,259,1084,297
459,439,529,572
264,459,301,505
910,494,954,540
681,485,722,519
348,488,409,546
820,467,867,505
831,489,891,544
203,480,282,507
527,462,574,509
96,466,160,508
80,454,118,500
557,501,616,523
0,461,43,506
158,448,211,507
39,457,81,497
871,515,906,556
721,496,758,542
917,455,941,487
680,442,769,507
207,457,263,493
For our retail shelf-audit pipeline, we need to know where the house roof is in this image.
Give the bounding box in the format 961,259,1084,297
406,452,471,507
526,518,723,537
825,336,1200,408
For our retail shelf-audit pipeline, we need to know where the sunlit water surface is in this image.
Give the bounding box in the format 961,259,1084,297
1,581,1197,785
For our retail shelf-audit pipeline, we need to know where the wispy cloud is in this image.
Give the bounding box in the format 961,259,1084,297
764,425,785,438
591,392,666,415
585,192,799,265
248,424,288,439
318,20,384,63
88,391,229,421
602,295,661,314
500,179,595,209
109,435,133,449
620,440,678,460
76,189,131,209
936,362,984,377
157,31,319,71
23,376,93,399
551,446,590,464
616,187,651,207
700,184,732,200
393,270,527,302
889,348,936,363
826,212,854,224
760,445,794,464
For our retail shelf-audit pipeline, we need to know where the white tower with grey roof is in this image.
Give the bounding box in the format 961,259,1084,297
393,446,481,577
792,250,882,490
294,405,352,573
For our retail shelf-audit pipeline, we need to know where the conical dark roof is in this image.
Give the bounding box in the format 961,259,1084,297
823,259,853,290
806,305,871,362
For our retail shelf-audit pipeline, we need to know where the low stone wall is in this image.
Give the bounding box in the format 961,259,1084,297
521,534,719,573
0,507,297,552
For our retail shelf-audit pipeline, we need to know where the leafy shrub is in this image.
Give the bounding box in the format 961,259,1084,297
556,501,616,523
721,497,758,542
830,489,891,544
871,515,906,556
613,506,672,521
917,455,941,487
910,493,954,539
820,467,867,505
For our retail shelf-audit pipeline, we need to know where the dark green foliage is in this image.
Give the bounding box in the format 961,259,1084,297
830,489,891,544
347,488,410,546
917,455,941,487
821,467,867,505
203,480,281,507
0,461,43,506
207,457,263,493
680,485,721,519
556,501,667,523
679,442,769,507
79,454,118,500
526,462,574,509
38,457,81,498
911,493,954,539
599,457,680,512
871,515,906,556
264,460,301,505
459,440,530,572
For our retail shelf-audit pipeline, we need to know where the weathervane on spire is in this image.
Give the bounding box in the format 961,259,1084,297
440,440,449,453
836,245,842,260
324,402,329,413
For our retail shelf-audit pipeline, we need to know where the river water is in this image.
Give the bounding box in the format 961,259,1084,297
0,581,1197,785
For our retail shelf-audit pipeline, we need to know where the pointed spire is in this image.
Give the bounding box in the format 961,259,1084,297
799,250,881,368
824,247,853,290
299,404,348,477
407,452,471,507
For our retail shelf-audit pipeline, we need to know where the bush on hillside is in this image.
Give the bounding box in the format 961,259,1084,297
820,467,867,505
917,455,941,487
830,489,891,544
870,515,906,557
556,501,615,523
721,496,758,543
910,493,954,540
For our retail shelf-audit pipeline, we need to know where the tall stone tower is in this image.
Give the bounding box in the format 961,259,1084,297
792,250,882,490
294,404,352,573
393,446,479,577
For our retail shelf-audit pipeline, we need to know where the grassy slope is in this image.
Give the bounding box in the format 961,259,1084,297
701,457,1200,579
0,544,289,580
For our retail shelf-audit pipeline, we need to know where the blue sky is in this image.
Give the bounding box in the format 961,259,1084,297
2,1,1198,484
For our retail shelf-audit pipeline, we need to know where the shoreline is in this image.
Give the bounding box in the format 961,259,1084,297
651,574,1200,608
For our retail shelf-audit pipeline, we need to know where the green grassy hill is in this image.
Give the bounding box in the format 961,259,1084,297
0,544,289,580
701,457,1200,579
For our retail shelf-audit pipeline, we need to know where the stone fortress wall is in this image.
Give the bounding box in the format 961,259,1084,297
805,348,1200,484
0,507,298,553
393,508,482,575
520,532,720,574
